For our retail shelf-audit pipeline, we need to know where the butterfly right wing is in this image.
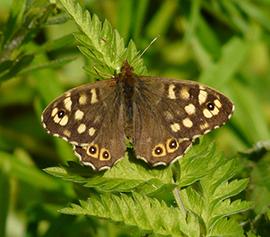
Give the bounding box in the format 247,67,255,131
41,80,126,171
132,76,234,166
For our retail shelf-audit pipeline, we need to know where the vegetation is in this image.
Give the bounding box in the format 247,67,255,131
0,0,270,236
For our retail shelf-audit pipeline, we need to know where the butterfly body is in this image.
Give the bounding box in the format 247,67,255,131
41,61,234,171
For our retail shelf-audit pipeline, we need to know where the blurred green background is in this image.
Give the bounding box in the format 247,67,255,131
0,0,270,236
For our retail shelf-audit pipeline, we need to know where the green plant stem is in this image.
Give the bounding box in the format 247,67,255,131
172,187,187,217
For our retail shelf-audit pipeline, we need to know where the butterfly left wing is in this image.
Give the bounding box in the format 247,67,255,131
132,76,234,166
41,80,118,145
73,102,126,170
41,80,126,171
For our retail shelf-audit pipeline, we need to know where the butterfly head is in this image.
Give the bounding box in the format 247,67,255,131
119,60,134,78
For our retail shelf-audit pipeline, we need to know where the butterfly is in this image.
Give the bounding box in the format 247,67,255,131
41,61,234,171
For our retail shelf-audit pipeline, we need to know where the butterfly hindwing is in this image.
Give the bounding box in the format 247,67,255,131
73,104,126,170
132,77,234,166
133,100,193,166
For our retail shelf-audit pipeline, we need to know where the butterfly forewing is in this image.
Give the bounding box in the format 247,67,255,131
42,80,115,144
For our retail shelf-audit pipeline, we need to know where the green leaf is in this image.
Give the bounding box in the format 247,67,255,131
0,150,72,195
132,0,149,41
48,140,250,235
236,1,270,32
199,37,248,88
59,0,146,77
61,192,200,237
250,153,270,215
0,54,34,82
178,141,216,187
146,0,177,38
229,80,270,144
0,171,9,237
247,230,260,237
1,0,26,47
19,56,77,75
30,34,75,54
116,0,132,38
208,217,244,237
45,155,175,195
179,142,251,236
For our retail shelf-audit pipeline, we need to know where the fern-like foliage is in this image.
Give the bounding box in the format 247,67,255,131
45,156,175,195
61,192,199,237
59,0,146,77
47,140,251,236
45,143,215,195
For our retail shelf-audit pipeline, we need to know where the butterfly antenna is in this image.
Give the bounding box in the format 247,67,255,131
138,35,160,58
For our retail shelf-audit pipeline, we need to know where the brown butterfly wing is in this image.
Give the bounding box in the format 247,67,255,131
132,77,234,166
73,103,126,171
133,100,193,166
41,80,126,170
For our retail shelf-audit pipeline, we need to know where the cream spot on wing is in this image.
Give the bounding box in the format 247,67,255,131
74,109,84,120
51,107,58,117
64,97,72,111
63,129,71,137
171,122,181,132
199,85,205,90
184,103,196,115
203,109,213,118
182,117,193,128
88,127,96,136
198,90,208,105
59,115,69,126
180,87,190,100
192,134,200,139
77,123,86,134
200,122,209,130
53,116,61,124
178,138,190,143
211,107,220,116
90,88,98,104
168,84,176,99
79,94,87,105
214,99,222,108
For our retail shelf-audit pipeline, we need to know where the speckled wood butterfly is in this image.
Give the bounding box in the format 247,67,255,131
41,61,234,171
